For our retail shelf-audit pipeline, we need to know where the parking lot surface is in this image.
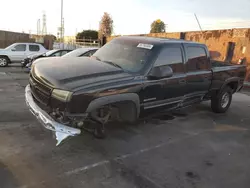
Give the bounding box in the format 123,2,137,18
1,65,250,188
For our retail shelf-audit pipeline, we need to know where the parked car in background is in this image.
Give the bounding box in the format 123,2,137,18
25,36,246,145
21,49,72,71
24,48,98,73
61,47,99,58
0,43,48,67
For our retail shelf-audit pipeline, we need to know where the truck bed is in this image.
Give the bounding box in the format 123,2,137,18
210,60,246,92
211,60,235,67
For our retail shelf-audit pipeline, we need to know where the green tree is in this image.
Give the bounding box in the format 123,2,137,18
99,12,113,37
76,30,98,40
150,19,166,33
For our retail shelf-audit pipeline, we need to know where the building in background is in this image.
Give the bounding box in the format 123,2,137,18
64,36,76,44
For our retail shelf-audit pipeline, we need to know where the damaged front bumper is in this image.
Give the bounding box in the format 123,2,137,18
25,85,81,145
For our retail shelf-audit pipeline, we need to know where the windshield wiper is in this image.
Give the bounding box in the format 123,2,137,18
93,56,123,69
92,56,102,61
103,61,123,69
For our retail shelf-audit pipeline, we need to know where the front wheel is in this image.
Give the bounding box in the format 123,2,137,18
211,86,232,113
0,57,9,67
94,125,106,139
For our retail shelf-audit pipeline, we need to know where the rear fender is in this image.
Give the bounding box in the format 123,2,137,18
220,77,240,94
86,93,140,117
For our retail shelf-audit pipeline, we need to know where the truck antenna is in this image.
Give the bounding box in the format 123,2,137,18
194,13,203,32
194,13,207,44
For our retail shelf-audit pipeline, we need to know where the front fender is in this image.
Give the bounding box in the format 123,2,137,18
86,93,140,117
0,51,9,57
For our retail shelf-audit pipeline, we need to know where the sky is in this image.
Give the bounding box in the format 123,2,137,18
1,0,250,36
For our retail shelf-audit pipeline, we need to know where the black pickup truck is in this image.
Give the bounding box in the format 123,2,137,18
25,36,246,145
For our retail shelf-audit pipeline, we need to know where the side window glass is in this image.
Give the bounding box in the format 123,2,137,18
81,50,93,57
154,47,184,73
29,45,40,52
51,52,61,57
187,47,208,72
14,44,26,51
61,51,68,56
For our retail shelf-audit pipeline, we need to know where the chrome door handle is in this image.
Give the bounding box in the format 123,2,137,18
179,79,186,84
204,76,209,80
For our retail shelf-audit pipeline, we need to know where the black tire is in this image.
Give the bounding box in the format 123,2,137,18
0,57,9,67
211,86,232,113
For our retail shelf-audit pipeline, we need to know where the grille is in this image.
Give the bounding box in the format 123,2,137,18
29,74,52,106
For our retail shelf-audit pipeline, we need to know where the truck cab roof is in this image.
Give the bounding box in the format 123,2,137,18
116,36,204,46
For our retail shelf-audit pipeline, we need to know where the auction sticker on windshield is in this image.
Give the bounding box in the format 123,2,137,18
137,43,154,49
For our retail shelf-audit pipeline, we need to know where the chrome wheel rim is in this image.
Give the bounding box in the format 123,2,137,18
0,58,7,66
221,92,230,108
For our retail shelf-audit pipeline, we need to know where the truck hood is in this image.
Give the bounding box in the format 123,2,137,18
33,57,133,91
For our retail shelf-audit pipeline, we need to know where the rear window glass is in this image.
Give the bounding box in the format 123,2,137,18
187,47,209,71
29,45,40,52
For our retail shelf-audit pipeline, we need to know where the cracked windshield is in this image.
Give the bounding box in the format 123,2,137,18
0,0,250,187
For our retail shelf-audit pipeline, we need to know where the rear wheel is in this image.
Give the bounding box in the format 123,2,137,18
211,86,232,113
0,57,9,67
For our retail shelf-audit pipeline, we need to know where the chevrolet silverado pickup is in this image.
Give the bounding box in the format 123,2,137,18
25,36,246,145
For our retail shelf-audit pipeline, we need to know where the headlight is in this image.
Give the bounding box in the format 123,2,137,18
52,89,73,102
31,62,35,71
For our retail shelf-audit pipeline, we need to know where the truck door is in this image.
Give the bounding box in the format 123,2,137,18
9,44,27,62
184,44,212,105
28,44,41,56
143,44,186,110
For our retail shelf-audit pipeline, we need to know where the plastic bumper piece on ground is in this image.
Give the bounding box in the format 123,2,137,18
25,84,81,146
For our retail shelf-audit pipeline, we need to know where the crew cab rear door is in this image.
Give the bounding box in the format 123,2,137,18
183,44,212,104
28,44,41,56
143,44,186,110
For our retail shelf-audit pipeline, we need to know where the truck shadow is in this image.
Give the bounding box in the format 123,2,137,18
0,162,20,188
82,102,212,138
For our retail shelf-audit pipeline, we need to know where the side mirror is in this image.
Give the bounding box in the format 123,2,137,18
148,66,173,80
11,48,16,51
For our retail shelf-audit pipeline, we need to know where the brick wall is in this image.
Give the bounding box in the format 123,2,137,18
107,28,250,80
185,29,250,63
107,29,250,63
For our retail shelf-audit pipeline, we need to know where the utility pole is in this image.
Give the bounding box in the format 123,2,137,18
61,0,64,48
42,11,47,35
37,19,41,35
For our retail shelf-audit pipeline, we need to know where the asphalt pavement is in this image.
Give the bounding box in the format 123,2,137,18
0,64,250,188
